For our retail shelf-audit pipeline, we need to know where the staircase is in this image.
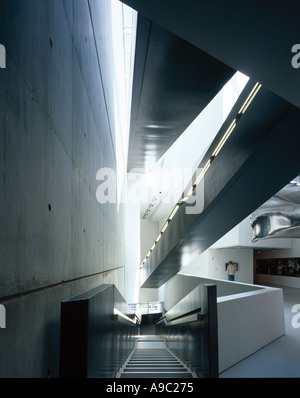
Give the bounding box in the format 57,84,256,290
117,336,197,378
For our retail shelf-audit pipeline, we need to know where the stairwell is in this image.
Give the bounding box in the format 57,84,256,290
116,336,197,378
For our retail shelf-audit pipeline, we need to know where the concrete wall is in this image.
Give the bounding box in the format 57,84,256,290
0,0,128,377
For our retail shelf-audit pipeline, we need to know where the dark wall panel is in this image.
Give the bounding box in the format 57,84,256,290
59,284,139,378
156,284,218,378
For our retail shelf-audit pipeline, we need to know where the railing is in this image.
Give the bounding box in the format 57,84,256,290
155,284,218,378
59,284,140,378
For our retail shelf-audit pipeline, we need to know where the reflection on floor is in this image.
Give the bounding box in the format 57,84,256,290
219,284,300,378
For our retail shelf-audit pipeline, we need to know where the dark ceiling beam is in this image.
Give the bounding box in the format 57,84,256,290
140,82,300,288
127,14,234,171
121,0,300,109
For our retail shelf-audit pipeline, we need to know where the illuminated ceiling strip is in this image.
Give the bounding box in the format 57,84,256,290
155,232,162,243
212,119,237,157
161,221,169,233
195,160,211,186
140,82,261,269
238,82,262,115
169,204,180,220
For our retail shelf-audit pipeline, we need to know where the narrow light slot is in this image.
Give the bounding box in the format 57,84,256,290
195,160,211,186
182,185,195,203
161,221,169,233
212,119,236,157
155,232,162,243
141,81,262,268
169,204,180,220
238,83,262,115
150,242,156,252
114,308,136,324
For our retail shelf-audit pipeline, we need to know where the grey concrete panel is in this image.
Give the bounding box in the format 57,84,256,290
0,0,127,377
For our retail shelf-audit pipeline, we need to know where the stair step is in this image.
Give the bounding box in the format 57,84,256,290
117,335,197,379
121,372,194,378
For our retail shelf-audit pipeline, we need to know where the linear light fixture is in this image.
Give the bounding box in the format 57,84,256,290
238,82,262,115
140,82,262,269
195,160,211,186
169,204,180,220
155,232,162,243
114,308,137,324
212,119,237,157
161,221,169,233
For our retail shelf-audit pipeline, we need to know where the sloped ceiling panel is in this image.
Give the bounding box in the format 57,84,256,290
127,14,235,172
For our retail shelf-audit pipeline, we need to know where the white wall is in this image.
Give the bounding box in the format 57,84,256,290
124,200,140,303
159,274,285,374
140,219,160,262
218,287,285,373
181,248,254,283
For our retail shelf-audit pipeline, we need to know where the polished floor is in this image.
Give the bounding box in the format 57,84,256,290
219,284,300,378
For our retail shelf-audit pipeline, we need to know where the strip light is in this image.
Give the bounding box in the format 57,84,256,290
238,82,262,115
140,82,262,269
212,119,237,157
114,308,137,324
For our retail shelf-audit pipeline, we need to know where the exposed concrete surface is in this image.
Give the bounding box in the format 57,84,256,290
0,0,127,377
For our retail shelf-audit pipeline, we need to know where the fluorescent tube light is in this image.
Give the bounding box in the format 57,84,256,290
114,308,136,324
155,232,162,243
195,160,211,185
161,222,169,233
212,119,237,157
169,204,180,220
238,83,262,115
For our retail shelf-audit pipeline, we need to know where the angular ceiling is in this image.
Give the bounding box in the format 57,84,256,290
122,0,300,110
121,0,300,288
127,14,234,172
140,83,300,288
